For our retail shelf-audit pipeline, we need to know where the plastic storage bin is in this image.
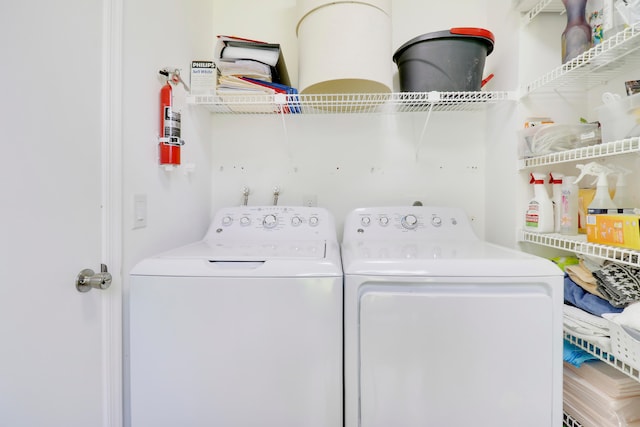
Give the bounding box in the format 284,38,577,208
517,123,601,158
608,319,640,371
393,27,494,92
597,92,640,142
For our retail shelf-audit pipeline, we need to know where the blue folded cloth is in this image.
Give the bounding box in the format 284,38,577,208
564,274,623,316
563,340,598,367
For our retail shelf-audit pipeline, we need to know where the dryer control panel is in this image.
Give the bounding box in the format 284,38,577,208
343,206,478,241
204,206,337,241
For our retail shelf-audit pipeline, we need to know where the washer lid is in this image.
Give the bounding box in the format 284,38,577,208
341,239,562,277
178,239,328,260
130,239,342,277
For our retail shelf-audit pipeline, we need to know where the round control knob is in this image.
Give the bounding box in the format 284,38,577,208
240,217,251,226
222,216,233,226
361,217,372,226
379,216,390,226
309,216,319,227
263,214,278,229
291,216,302,226
401,214,419,230
431,216,442,227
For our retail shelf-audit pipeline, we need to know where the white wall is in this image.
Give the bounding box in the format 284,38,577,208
483,0,524,248
122,0,214,269
210,112,489,238
121,1,214,424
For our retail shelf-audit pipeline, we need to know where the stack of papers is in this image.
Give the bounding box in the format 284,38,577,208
564,360,640,426
217,60,271,83
214,35,298,113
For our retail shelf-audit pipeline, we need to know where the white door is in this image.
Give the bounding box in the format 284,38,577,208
0,1,122,426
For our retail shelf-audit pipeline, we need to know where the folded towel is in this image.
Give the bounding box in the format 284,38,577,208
566,263,604,298
564,304,610,334
563,340,599,367
593,263,640,308
563,304,612,352
580,255,606,272
564,274,624,316
609,302,640,333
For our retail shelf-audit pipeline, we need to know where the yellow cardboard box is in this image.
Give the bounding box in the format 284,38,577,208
586,214,640,250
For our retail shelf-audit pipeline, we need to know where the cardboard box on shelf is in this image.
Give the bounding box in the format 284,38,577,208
586,214,640,250
190,61,217,95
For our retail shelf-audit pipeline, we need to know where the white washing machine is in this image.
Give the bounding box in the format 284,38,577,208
129,206,342,427
342,206,564,427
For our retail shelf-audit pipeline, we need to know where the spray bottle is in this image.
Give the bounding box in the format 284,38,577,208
549,172,564,233
525,172,554,233
560,175,579,235
574,162,617,214
608,164,635,214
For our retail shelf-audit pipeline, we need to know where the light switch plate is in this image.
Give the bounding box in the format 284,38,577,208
133,194,147,229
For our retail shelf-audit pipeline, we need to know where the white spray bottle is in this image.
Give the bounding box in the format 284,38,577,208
549,172,564,233
608,164,635,214
560,175,579,235
525,172,554,233
574,162,617,214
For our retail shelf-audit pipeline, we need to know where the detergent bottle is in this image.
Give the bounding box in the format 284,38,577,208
609,164,635,214
549,172,564,232
560,175,579,235
525,172,554,233
574,162,617,214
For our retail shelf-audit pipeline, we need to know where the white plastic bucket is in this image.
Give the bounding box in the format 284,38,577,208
296,0,391,23
296,1,393,94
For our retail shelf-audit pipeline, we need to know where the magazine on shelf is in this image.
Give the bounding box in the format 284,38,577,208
216,76,294,114
217,59,272,82
214,35,291,86
239,77,300,114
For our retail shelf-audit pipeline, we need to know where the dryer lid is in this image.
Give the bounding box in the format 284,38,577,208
341,239,563,277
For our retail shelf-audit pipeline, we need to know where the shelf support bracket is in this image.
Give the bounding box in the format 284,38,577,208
415,92,438,161
274,94,293,163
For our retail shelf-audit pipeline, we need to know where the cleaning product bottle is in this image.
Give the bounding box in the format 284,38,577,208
561,0,592,63
550,172,564,232
560,175,579,235
525,172,554,233
609,164,635,214
574,162,617,214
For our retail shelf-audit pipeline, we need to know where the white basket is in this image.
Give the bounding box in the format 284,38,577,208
608,319,640,370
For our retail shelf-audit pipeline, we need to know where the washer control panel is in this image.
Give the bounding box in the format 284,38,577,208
344,206,477,241
205,206,336,241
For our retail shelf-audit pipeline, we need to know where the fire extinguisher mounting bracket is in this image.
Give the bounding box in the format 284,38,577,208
158,136,185,146
159,67,190,92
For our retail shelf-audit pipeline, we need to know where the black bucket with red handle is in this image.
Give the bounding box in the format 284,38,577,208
393,27,494,92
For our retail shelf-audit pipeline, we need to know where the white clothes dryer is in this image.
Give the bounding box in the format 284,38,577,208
342,206,564,427
129,206,342,427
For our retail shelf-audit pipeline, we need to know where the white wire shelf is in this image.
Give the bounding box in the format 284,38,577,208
521,231,640,267
562,332,640,427
519,0,565,24
187,91,515,115
564,332,640,381
522,23,640,95
519,137,640,168
563,411,582,427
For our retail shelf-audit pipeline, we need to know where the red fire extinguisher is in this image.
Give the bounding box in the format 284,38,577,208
158,69,186,166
